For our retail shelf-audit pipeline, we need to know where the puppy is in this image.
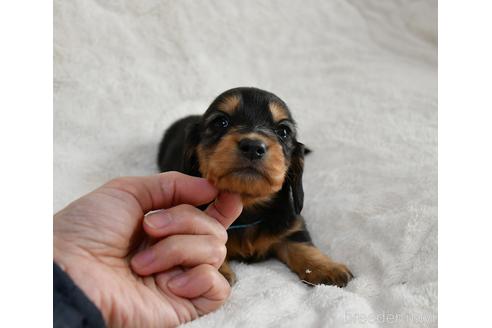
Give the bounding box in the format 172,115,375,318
157,87,353,287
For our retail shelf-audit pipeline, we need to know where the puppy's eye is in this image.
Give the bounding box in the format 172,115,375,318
211,116,229,130
275,126,290,139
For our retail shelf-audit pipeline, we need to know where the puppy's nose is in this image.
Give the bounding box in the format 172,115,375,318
238,139,267,160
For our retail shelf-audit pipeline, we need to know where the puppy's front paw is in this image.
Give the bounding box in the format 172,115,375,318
301,262,353,288
275,242,354,288
219,261,237,286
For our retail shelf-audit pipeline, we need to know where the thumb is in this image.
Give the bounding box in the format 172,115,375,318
204,192,243,229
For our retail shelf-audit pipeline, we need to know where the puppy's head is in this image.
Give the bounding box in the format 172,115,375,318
186,87,305,211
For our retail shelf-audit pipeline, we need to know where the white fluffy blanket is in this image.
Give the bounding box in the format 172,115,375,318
54,0,437,327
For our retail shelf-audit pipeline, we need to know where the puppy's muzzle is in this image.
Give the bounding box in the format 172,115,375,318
238,138,267,161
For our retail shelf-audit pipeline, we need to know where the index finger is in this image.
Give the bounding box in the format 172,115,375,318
204,192,243,229
103,171,218,215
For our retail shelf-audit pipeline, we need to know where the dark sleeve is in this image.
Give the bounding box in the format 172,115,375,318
53,262,106,328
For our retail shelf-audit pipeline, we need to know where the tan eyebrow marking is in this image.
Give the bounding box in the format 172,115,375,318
269,102,289,122
217,94,241,114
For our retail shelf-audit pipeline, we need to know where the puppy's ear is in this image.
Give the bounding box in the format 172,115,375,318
182,122,201,177
287,142,305,214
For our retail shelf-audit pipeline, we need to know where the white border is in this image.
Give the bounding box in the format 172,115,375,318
0,1,52,326
440,0,492,326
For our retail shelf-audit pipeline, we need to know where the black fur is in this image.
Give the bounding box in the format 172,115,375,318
157,87,313,258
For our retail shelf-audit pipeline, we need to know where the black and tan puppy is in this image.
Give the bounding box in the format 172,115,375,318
157,87,353,287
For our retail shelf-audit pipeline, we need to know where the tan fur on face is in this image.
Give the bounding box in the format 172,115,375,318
197,131,287,206
269,102,289,122
217,94,241,114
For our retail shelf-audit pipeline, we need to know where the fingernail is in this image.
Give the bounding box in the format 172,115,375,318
168,273,189,289
214,192,229,206
132,249,155,268
144,212,172,229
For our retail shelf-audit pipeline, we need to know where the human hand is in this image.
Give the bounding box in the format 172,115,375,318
54,172,242,327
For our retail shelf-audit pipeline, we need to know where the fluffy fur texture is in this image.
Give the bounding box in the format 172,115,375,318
157,87,353,287
54,0,437,327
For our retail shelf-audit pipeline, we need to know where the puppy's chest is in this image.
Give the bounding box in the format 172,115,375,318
226,228,278,261
225,211,301,261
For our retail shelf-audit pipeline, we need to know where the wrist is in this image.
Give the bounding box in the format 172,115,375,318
53,236,109,321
